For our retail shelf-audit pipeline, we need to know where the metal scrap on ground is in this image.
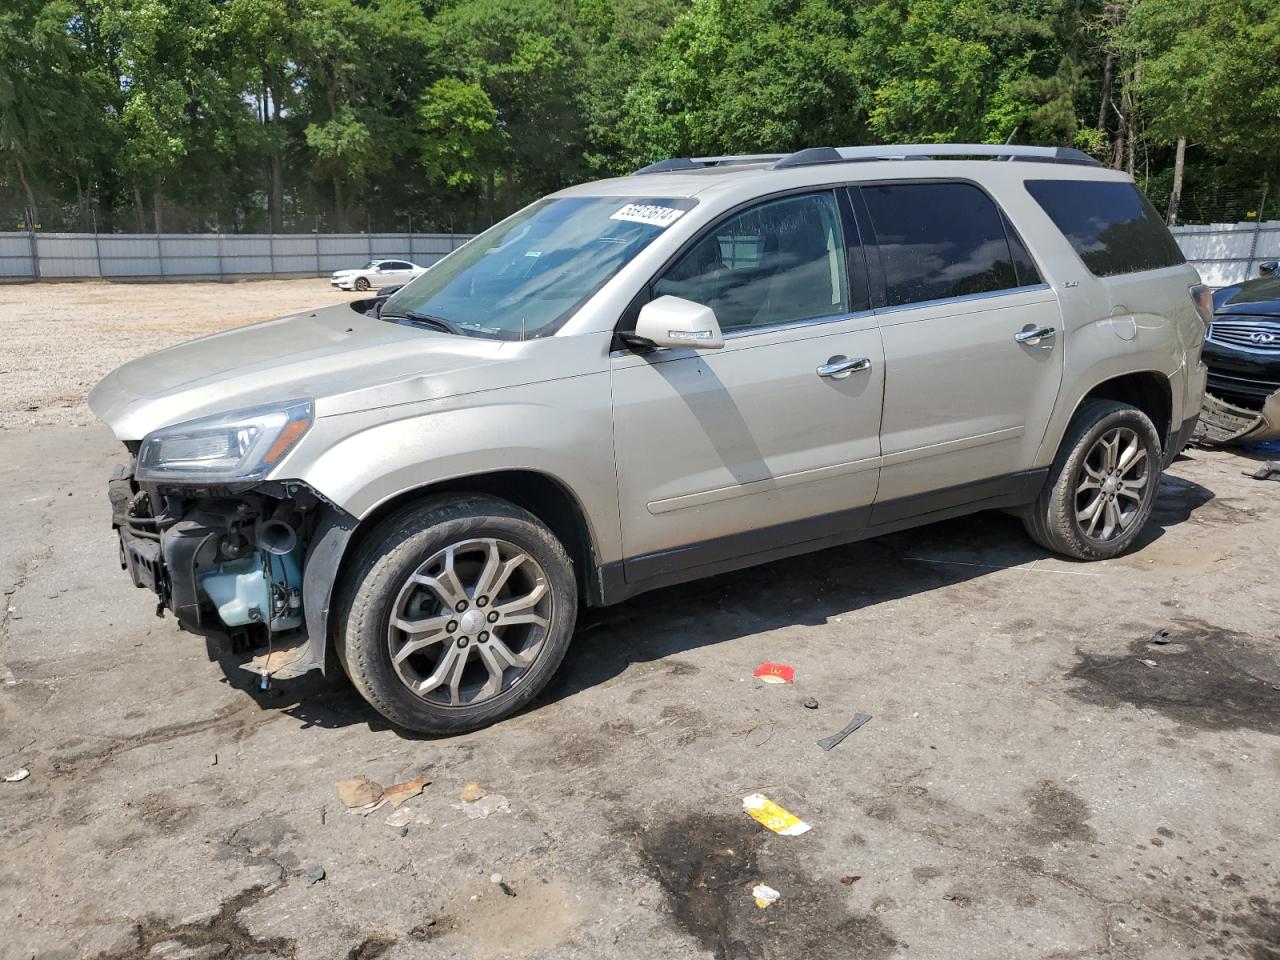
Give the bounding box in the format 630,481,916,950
817,712,873,751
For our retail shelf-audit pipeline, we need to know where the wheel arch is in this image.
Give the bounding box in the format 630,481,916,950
1078,372,1172,444
335,469,604,614
1044,370,1174,464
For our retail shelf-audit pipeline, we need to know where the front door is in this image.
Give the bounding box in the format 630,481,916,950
609,190,885,586
854,181,1065,513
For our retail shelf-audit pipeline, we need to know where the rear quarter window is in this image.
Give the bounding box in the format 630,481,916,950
1025,180,1185,277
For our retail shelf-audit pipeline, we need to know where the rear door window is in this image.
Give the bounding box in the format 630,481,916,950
860,182,1025,307
1025,180,1185,276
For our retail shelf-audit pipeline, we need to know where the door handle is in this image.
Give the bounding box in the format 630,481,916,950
1014,326,1056,345
816,356,872,379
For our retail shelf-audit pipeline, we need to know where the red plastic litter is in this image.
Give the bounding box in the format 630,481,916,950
753,662,796,684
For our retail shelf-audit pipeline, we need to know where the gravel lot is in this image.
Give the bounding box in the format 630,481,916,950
1,280,1278,960
0,279,360,432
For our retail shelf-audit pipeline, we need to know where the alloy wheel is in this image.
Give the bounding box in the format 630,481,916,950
1074,426,1150,542
387,538,552,708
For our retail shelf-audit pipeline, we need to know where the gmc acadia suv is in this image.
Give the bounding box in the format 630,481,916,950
89,143,1210,734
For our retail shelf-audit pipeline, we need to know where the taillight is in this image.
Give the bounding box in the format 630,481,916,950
1190,283,1213,327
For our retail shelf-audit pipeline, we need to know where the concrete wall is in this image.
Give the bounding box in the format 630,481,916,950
0,232,474,282
2,222,1276,287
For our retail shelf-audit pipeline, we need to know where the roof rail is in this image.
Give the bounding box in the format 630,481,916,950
772,144,1101,169
633,154,787,174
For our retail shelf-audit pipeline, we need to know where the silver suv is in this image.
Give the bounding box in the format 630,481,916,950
90,144,1209,733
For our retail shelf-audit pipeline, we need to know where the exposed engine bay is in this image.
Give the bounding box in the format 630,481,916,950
107,454,351,679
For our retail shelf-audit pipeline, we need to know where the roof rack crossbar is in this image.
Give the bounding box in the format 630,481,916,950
772,143,1101,169
633,154,787,174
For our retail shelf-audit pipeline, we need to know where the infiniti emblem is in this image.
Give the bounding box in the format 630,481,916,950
1249,331,1280,344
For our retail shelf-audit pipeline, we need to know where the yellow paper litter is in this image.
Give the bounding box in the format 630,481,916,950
742,793,811,836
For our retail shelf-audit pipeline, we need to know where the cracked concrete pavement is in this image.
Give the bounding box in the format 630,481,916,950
2,281,1279,960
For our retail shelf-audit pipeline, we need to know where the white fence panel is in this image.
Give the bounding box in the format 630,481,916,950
1170,221,1280,286
19,227,1272,286
0,231,474,281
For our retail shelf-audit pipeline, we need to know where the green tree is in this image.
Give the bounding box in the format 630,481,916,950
1120,0,1280,171
294,0,432,231
861,0,1085,145
0,0,110,227
618,0,870,164
575,0,685,176
416,78,506,188
432,0,586,217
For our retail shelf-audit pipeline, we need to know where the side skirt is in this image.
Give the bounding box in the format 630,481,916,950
596,468,1048,605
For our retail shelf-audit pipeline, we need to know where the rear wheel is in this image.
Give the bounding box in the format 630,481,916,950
1021,399,1162,560
336,495,577,734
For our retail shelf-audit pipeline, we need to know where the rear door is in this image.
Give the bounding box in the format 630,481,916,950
610,190,885,583
384,260,415,283
856,181,1065,514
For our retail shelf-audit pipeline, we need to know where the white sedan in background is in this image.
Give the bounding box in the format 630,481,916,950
330,259,428,291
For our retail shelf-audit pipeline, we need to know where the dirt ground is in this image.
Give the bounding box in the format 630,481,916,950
2,280,1279,960
0,279,361,432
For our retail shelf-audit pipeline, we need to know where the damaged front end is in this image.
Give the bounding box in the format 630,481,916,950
110,459,354,679
1196,388,1280,446
105,398,357,681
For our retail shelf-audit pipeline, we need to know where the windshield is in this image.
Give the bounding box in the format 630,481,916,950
381,196,696,339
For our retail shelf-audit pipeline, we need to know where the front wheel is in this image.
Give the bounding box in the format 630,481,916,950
1021,399,1163,560
336,495,577,734
354,276,371,291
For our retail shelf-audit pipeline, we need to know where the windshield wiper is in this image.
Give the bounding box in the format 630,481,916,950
381,309,466,336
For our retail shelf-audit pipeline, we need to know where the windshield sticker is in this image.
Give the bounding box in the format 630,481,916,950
610,203,686,228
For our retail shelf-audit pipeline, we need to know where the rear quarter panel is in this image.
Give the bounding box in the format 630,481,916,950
985,170,1203,464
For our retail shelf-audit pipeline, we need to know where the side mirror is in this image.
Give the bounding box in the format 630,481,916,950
633,295,724,350
1260,261,1278,276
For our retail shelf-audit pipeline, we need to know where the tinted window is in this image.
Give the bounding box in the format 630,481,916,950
1025,180,1185,276
862,183,1020,306
1001,211,1042,287
654,192,848,331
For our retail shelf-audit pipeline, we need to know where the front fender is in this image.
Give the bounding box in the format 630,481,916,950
286,371,622,566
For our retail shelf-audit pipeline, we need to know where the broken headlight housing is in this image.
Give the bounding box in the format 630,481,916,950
135,400,314,483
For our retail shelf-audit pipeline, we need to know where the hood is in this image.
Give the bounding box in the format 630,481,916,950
1214,274,1280,316
89,301,511,440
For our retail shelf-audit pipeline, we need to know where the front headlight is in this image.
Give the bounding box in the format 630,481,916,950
136,400,313,483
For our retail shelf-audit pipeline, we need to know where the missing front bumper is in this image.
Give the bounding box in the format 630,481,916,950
107,464,356,680
1196,388,1280,446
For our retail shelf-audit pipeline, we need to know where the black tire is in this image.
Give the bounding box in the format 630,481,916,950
354,276,370,291
334,495,577,734
1021,399,1163,560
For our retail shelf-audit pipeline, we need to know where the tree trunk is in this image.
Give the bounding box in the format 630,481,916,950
333,175,346,232
152,183,163,234
486,170,496,227
15,155,39,228
1097,49,1113,132
133,186,146,232
1168,136,1186,226
268,76,284,233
